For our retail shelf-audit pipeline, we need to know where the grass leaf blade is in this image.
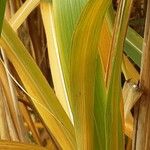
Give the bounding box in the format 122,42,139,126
0,0,6,35
0,20,76,149
70,0,111,149
106,0,133,149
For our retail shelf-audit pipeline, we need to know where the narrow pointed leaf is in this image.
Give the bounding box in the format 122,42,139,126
51,0,89,112
94,57,107,149
40,0,73,122
70,0,111,149
52,0,89,65
107,6,143,67
0,20,76,149
106,0,133,149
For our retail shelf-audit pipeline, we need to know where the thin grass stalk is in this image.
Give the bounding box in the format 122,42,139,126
0,61,19,141
4,95,19,141
132,0,150,149
105,0,133,149
1,50,29,142
0,81,10,140
106,6,143,68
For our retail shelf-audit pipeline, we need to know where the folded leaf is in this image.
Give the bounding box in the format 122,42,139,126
70,0,111,149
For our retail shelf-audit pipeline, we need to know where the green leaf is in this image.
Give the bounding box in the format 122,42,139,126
40,0,73,122
52,0,89,65
0,0,6,35
52,0,89,112
125,27,143,67
70,0,111,149
94,57,107,150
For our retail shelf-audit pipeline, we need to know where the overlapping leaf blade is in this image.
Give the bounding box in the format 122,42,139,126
106,0,133,149
0,20,76,149
40,0,76,122
107,6,143,67
0,0,144,149
51,0,89,112
52,0,89,65
70,0,111,149
9,0,40,31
